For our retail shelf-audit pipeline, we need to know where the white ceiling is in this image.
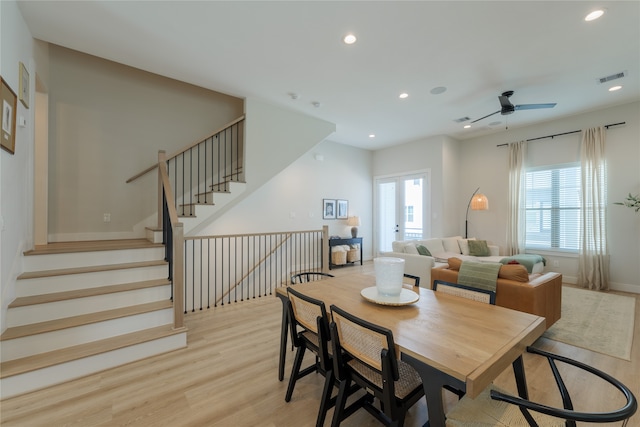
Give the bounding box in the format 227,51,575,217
17,1,640,150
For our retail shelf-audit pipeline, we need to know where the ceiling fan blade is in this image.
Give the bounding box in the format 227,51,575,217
471,110,501,123
514,103,557,111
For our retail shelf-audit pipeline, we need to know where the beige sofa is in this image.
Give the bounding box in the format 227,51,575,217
380,236,505,287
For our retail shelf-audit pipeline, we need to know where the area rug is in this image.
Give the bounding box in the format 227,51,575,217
542,286,635,360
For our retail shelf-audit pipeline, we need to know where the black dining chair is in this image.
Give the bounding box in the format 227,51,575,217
445,346,638,426
402,273,421,288
432,279,496,304
291,271,335,284
285,286,334,427
329,304,425,427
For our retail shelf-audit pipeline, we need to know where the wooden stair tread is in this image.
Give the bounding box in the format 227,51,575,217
9,279,171,308
17,260,167,280
24,239,163,256
0,301,172,341
0,325,187,379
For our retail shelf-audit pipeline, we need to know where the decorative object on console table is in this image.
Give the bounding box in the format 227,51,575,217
337,199,348,219
1,77,17,154
328,237,363,269
465,187,489,238
347,216,360,238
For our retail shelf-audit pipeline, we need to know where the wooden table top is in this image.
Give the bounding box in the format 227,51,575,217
277,273,546,398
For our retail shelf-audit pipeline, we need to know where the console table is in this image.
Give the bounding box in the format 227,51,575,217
328,237,363,270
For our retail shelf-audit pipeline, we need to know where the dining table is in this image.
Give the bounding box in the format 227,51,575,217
276,273,546,427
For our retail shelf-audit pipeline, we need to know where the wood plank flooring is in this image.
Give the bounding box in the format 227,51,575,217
1,263,638,426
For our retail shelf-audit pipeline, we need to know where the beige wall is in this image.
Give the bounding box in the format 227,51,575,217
47,45,244,241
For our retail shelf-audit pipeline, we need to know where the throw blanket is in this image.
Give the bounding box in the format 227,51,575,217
500,254,546,273
458,261,501,292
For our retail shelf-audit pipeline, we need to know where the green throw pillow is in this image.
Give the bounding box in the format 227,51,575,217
468,240,491,256
416,244,432,256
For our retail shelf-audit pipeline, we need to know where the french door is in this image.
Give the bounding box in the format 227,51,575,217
375,171,430,254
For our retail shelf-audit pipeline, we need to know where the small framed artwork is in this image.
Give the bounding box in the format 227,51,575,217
1,77,17,155
323,199,336,219
19,62,29,109
337,199,348,219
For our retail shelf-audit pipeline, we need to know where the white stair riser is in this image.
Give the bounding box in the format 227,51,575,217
7,286,172,327
1,309,174,362
22,247,165,271
16,265,168,297
180,181,246,235
0,332,187,400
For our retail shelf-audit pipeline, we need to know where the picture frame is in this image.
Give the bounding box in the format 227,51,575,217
323,199,336,219
336,199,348,219
1,77,17,155
19,62,29,109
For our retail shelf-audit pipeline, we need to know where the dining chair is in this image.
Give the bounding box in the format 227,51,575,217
445,346,637,426
285,287,335,427
329,304,425,427
432,279,496,304
402,273,420,288
291,271,335,284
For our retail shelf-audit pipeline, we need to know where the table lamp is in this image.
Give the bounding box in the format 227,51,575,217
347,216,361,238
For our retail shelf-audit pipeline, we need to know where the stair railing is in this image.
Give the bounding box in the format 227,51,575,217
128,116,245,217
182,226,329,312
158,151,184,329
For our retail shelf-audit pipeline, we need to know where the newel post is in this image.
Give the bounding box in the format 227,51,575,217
173,223,184,329
322,225,329,273
158,150,166,229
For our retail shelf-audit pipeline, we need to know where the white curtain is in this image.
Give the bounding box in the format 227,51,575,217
506,141,526,256
578,126,610,290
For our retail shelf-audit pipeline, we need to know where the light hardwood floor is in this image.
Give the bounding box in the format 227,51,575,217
1,262,638,426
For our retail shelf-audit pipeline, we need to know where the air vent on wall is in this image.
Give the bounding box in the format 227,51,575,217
453,116,471,123
597,71,626,84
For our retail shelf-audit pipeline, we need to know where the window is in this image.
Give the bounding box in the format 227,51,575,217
406,206,414,222
524,164,580,251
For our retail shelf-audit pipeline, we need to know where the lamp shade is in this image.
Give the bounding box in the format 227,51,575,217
470,194,489,210
347,216,361,226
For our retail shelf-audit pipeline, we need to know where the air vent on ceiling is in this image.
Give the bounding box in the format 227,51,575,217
453,116,471,123
597,71,626,84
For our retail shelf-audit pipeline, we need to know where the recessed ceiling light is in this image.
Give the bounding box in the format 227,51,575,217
343,34,357,44
463,124,471,129
369,134,376,138
399,93,409,99
430,86,447,95
609,85,622,92
312,101,322,108
585,9,605,21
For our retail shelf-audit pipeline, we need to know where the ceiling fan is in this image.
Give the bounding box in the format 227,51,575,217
471,90,556,123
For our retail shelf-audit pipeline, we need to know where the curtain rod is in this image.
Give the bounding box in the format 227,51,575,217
496,121,626,147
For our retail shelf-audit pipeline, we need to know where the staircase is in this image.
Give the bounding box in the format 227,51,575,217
0,239,187,400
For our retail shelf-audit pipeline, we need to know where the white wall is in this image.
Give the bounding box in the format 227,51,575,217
372,134,461,237
199,140,374,260
0,0,36,332
458,101,640,292
47,45,244,241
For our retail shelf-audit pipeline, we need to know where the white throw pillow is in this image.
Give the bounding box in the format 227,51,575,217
457,238,476,255
442,236,463,253
404,244,419,255
423,239,445,255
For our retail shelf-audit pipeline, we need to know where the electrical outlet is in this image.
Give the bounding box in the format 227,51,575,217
552,260,559,267
103,213,111,223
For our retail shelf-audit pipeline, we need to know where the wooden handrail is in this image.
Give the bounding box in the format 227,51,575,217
126,115,246,183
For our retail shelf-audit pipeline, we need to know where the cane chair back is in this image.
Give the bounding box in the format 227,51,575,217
433,280,496,304
291,271,334,284
402,274,421,288
329,304,424,427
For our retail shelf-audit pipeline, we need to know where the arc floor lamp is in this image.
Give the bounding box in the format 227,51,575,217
465,187,489,238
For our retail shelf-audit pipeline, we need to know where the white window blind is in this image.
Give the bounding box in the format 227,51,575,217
524,164,581,251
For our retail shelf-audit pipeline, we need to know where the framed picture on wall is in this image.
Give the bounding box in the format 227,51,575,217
323,199,336,219
1,77,17,155
19,62,29,109
336,199,348,219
